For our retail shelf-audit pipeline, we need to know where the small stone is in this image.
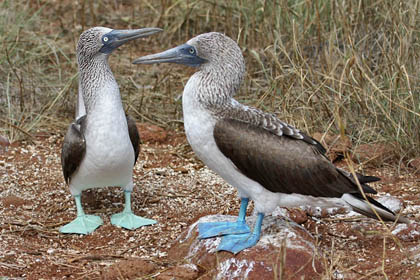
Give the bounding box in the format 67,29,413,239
377,195,403,213
173,167,189,174
286,208,308,224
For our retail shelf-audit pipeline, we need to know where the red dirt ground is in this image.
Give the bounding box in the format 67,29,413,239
1,124,419,279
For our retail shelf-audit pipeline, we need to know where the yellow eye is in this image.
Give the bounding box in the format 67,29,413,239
103,37,109,42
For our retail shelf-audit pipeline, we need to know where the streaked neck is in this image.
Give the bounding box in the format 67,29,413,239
78,55,119,114
192,64,244,113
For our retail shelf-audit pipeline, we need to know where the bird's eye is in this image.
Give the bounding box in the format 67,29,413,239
189,48,195,54
103,36,109,42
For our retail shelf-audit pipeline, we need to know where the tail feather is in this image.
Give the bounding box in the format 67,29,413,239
356,173,380,184
338,169,378,194
351,193,392,213
342,193,409,223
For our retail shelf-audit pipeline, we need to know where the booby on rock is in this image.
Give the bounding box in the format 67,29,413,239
60,26,162,234
133,32,408,254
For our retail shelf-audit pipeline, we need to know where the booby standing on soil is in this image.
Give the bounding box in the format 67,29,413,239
60,27,162,234
133,32,408,254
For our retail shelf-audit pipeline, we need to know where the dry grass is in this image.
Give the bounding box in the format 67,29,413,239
2,0,419,163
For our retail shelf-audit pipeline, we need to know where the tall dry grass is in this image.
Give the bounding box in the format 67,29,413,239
1,0,419,163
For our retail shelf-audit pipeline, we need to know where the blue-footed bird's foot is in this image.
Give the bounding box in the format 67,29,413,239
198,221,251,239
217,232,260,254
60,214,103,234
198,198,251,239
217,213,264,254
111,211,157,230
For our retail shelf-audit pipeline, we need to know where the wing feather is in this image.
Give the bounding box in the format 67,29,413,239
126,115,140,165
213,119,376,197
61,116,86,184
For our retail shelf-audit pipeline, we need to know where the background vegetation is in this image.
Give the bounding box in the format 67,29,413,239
1,0,419,165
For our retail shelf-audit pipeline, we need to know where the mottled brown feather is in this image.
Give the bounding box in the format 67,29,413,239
213,119,377,197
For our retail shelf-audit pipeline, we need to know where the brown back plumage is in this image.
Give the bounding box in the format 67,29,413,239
214,118,377,197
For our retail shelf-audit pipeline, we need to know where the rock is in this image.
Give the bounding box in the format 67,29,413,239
136,122,168,144
376,195,404,213
284,208,308,224
173,166,189,174
392,222,420,242
298,205,349,219
409,244,420,265
270,207,310,224
168,215,324,279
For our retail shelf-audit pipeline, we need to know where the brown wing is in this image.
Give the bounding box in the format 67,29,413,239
213,119,376,197
126,115,140,165
61,116,87,184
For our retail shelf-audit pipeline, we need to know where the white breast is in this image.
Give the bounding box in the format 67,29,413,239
69,83,134,195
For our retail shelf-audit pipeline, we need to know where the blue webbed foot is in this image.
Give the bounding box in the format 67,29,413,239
60,194,103,234
111,212,156,229
111,190,157,230
198,221,251,239
198,197,250,239
217,212,265,254
60,214,103,234
217,232,260,254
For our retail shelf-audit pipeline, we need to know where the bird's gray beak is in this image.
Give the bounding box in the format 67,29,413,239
100,27,162,54
133,44,206,67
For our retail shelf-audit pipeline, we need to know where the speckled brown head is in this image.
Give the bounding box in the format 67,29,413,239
133,32,245,102
77,26,162,66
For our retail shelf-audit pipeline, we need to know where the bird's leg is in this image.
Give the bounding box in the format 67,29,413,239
122,190,133,213
237,197,248,222
110,190,157,230
59,194,103,234
217,212,264,254
198,197,251,239
74,194,85,216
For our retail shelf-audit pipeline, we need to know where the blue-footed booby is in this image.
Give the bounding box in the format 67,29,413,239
133,32,408,254
60,26,162,234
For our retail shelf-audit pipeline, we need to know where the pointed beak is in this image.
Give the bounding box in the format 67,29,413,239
100,27,162,54
132,44,207,67
112,28,163,44
133,46,182,64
